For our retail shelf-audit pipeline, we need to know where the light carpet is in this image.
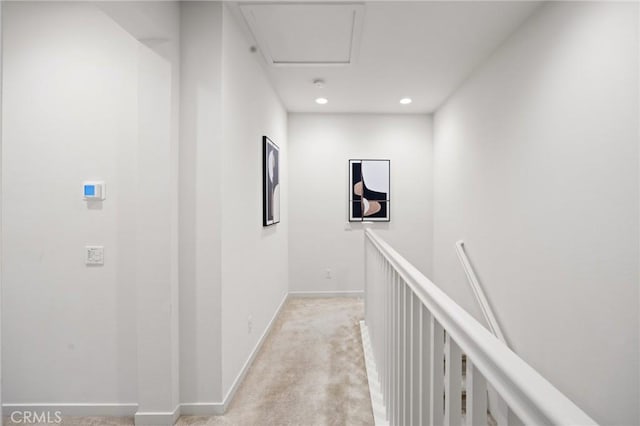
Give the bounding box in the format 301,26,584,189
180,297,374,426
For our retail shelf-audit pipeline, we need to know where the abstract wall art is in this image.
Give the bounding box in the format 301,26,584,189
263,136,280,226
349,159,390,222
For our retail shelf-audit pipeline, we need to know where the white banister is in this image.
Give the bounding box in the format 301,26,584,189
455,240,508,425
455,240,507,345
364,229,597,426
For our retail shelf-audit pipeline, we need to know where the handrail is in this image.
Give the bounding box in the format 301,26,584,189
365,229,597,426
455,240,507,345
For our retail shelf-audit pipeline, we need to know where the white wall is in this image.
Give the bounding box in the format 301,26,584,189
135,42,180,423
1,1,4,418
2,3,182,421
220,5,289,396
288,114,433,293
433,2,639,424
2,2,140,407
179,1,224,405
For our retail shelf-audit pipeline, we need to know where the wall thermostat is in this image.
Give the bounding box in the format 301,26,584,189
83,181,105,201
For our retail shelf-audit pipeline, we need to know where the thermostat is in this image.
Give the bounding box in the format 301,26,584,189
83,181,105,201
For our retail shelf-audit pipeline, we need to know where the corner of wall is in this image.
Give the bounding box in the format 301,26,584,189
178,0,224,405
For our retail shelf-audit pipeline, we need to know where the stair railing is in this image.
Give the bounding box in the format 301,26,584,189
363,228,597,426
455,240,508,424
455,240,506,345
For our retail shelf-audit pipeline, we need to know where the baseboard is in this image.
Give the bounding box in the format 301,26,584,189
289,290,364,298
134,405,180,426
359,320,388,426
179,402,224,416
220,291,289,412
180,291,290,416
2,403,137,417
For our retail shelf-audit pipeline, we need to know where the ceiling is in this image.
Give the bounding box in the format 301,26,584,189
231,1,541,113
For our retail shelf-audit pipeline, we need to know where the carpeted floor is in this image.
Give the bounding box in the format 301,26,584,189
3,297,374,426
179,297,374,426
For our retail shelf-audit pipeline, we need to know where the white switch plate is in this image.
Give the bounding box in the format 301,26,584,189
86,246,104,265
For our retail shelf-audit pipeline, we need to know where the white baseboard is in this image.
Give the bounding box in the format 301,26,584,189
179,402,224,416
180,291,290,417
289,290,364,298
134,405,180,426
220,291,289,412
359,320,388,426
2,403,137,417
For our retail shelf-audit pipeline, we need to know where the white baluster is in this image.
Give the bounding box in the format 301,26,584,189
399,279,406,426
445,334,462,426
410,293,420,426
392,271,399,426
420,305,431,425
430,318,445,426
467,360,488,426
403,282,411,425
384,259,390,421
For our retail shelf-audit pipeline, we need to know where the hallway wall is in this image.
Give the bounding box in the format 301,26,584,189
433,2,639,424
1,2,142,408
220,5,288,397
288,114,433,293
179,1,224,405
2,2,183,418
1,1,288,417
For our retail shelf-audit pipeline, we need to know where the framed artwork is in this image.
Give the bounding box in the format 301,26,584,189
263,136,280,226
349,159,390,222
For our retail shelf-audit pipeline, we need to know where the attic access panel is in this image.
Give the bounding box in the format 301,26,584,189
240,3,365,65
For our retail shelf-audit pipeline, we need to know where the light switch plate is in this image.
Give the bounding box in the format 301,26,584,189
85,246,104,265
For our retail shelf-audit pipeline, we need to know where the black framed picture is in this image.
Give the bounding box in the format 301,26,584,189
263,136,280,226
349,159,390,222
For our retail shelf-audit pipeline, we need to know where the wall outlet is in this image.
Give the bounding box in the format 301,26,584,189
325,269,332,279
248,315,253,334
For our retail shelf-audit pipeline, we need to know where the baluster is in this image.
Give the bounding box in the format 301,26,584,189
388,267,394,421
467,360,488,426
384,261,390,420
430,318,445,426
410,293,420,426
445,334,462,426
392,270,398,425
393,276,399,426
380,259,386,412
389,261,395,423
420,305,432,425
398,280,406,426
403,285,411,424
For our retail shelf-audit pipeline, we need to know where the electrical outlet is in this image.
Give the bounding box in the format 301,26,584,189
248,315,253,334
325,269,332,279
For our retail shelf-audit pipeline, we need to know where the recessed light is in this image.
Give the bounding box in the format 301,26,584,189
400,98,412,105
315,97,328,105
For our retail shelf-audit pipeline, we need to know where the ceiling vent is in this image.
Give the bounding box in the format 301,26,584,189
240,3,365,66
